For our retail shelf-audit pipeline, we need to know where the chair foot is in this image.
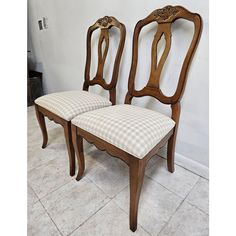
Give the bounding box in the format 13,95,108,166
129,158,145,232
168,165,175,173
64,122,76,177
35,105,48,149
71,125,85,180
130,225,137,232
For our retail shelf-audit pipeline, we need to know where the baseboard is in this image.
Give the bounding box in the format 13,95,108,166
158,147,209,179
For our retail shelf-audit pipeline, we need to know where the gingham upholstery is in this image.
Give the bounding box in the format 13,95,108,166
72,104,175,159
35,90,112,121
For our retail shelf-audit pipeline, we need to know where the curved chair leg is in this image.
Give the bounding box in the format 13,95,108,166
35,105,48,148
167,103,180,173
71,125,85,181
167,132,177,173
63,122,76,176
129,158,145,232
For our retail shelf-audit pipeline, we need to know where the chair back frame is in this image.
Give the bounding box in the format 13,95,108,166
125,5,202,121
83,16,126,105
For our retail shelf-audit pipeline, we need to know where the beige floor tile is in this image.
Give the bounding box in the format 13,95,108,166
28,125,64,148
186,178,209,214
114,177,182,235
146,155,161,170
158,201,209,236
70,201,149,236
28,156,72,199
79,148,110,176
28,142,67,171
28,114,64,162
146,158,199,198
41,178,109,236
85,156,129,198
27,129,44,158
28,201,61,236
28,185,39,206
27,106,209,236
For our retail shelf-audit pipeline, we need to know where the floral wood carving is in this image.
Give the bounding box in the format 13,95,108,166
97,16,113,27
154,6,179,21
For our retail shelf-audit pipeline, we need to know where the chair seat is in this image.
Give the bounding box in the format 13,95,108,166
34,90,111,121
72,104,175,159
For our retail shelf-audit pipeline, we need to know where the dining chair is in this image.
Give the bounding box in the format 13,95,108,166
34,16,126,176
71,5,202,231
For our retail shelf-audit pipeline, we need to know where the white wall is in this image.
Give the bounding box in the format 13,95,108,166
28,0,209,168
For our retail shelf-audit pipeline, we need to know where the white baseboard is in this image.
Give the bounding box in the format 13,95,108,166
158,147,209,179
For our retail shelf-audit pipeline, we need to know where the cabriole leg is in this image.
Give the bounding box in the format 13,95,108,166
71,125,85,180
64,122,76,176
129,158,145,232
35,105,48,149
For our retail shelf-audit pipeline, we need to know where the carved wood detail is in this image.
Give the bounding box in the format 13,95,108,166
83,16,126,105
97,16,113,28
154,5,179,22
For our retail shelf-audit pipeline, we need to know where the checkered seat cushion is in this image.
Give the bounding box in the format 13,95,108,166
34,91,112,121
72,104,175,159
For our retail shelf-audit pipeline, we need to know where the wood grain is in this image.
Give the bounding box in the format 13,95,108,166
83,16,126,105
34,16,126,176
72,5,202,232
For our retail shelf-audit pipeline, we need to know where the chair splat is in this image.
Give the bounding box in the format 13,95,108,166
83,16,126,104
125,5,202,105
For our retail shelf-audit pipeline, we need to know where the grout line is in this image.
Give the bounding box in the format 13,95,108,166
27,184,40,206
157,197,185,236
183,177,209,216
187,201,209,216
157,176,203,235
145,155,161,171
110,183,129,200
183,178,209,215
83,157,129,200
84,175,114,198
158,155,209,180
113,201,152,236
198,175,209,181
67,199,113,236
66,176,129,235
37,179,74,201
27,157,58,173
144,174,187,199
39,199,64,236
85,174,129,200
27,140,67,172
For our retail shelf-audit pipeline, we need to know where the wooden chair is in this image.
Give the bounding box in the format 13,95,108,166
71,6,202,231
34,16,126,176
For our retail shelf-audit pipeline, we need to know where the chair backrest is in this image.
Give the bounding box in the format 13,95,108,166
125,6,202,121
83,16,126,105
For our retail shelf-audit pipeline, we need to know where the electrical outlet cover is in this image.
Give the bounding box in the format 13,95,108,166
43,17,48,29
38,20,43,30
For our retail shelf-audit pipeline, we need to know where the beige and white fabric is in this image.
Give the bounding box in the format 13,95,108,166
72,104,175,159
35,90,111,121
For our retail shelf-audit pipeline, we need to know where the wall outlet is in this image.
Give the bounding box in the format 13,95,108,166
38,20,43,30
38,17,48,30
43,17,48,29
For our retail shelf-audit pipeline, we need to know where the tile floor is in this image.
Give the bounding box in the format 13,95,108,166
27,106,209,236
